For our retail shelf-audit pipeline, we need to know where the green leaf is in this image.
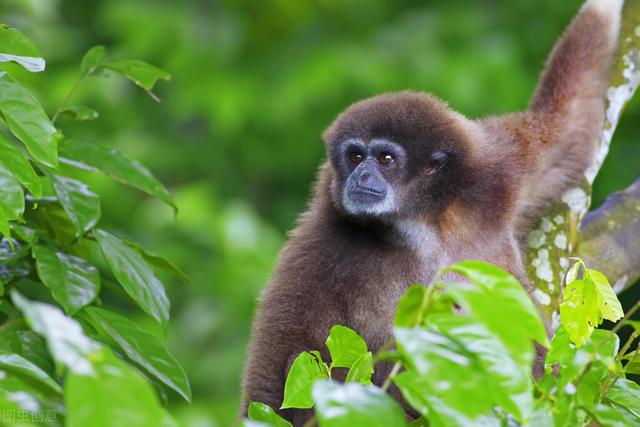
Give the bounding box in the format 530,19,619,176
584,403,635,427
0,165,24,221
559,279,601,346
605,378,640,419
0,25,45,72
281,351,329,409
81,306,191,401
565,259,581,285
0,132,42,197
394,285,428,327
66,348,178,427
326,325,368,369
51,175,101,236
345,351,373,385
0,72,58,168
445,260,548,364
103,59,170,92
10,291,99,374
447,261,549,350
394,326,491,424
0,351,61,394
15,331,55,377
312,381,407,427
94,229,170,326
60,139,175,210
0,209,9,239
247,402,292,427
395,313,532,424
58,105,99,121
123,239,189,284
32,244,100,315
546,326,618,405
587,269,624,322
81,45,107,74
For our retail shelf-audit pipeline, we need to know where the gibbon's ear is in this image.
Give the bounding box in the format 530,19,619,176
513,0,622,219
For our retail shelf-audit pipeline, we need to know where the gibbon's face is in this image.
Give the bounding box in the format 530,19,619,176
323,91,472,221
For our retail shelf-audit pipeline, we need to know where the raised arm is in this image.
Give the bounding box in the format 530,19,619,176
515,0,622,221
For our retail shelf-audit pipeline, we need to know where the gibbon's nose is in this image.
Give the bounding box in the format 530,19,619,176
354,165,386,196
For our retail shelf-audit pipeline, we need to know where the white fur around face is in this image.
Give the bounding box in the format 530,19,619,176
394,219,441,261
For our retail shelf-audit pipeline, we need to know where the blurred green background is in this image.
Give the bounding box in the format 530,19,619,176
2,0,639,425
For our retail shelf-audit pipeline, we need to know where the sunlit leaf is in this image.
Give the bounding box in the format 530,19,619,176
0,72,57,168
326,325,368,369
281,351,329,409
32,244,100,315
345,352,373,385
81,306,191,401
94,229,170,326
0,132,42,197
66,348,178,427
247,402,292,427
51,175,101,236
0,351,61,394
60,139,175,209
58,105,99,121
559,279,601,347
0,25,45,72
588,269,624,322
81,45,107,74
11,291,98,375
312,381,406,427
565,259,581,285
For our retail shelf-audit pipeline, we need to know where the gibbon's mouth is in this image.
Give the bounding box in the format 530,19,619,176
350,187,386,198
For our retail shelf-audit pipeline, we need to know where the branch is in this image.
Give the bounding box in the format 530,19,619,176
578,177,640,294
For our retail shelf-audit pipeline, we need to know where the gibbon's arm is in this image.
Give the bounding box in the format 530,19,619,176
517,0,622,216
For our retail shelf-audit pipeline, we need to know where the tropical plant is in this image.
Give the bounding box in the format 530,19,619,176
0,25,188,426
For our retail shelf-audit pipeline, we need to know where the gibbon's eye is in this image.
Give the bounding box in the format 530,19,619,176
377,152,394,166
427,150,448,175
349,151,364,165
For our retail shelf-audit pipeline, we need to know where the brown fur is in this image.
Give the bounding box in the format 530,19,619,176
241,1,621,424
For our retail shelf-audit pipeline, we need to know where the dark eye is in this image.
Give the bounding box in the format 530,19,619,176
427,150,448,175
349,151,364,165
377,152,394,166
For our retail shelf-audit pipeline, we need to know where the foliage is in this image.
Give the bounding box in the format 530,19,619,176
3,1,640,425
0,26,188,425
246,261,640,427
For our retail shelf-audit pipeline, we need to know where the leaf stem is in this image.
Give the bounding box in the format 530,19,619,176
51,71,91,123
381,362,401,392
